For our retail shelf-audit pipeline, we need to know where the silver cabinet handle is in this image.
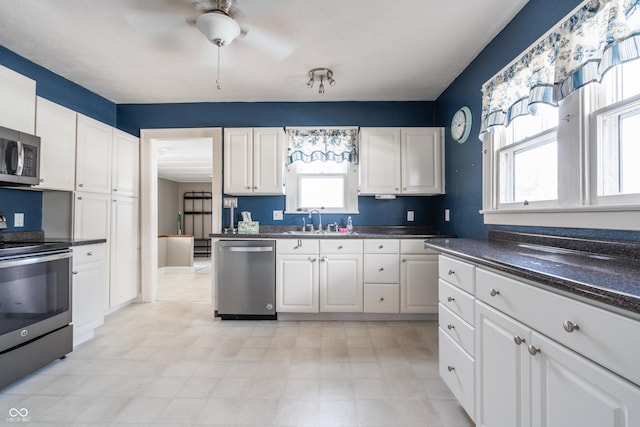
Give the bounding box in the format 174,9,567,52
514,336,525,345
72,271,78,275
113,188,118,192
563,320,579,333
378,267,384,272
337,245,343,249
321,256,329,262
78,183,84,187
490,288,500,297
39,178,44,182
447,324,455,330
447,296,455,302
447,269,455,275
308,257,316,262
379,297,385,302
87,252,93,256
528,345,541,356
254,186,257,190
402,258,407,262
447,366,455,372
378,245,384,249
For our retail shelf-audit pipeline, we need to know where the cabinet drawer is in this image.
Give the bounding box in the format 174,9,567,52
276,239,319,255
477,267,640,386
364,254,399,283
319,239,362,254
72,243,106,266
439,255,475,294
439,328,475,421
439,279,474,325
439,303,474,355
364,284,399,313
363,239,399,253
401,239,438,254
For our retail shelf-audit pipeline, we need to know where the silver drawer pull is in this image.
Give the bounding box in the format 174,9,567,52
447,296,455,302
447,269,455,275
490,288,500,297
528,345,541,356
72,271,78,275
337,245,343,249
447,324,455,330
563,320,579,333
447,366,455,372
378,245,384,249
87,252,93,256
378,267,384,272
379,297,385,302
308,257,316,262
513,336,525,345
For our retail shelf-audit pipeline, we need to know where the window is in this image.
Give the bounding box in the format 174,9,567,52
285,160,358,213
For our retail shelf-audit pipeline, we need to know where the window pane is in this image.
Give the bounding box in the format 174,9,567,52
299,176,345,208
513,141,558,202
620,111,640,194
622,59,640,100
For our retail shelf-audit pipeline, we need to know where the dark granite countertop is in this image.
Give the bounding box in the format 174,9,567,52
211,225,453,240
425,231,640,319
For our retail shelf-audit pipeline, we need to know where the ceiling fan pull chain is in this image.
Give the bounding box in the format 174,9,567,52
216,46,222,90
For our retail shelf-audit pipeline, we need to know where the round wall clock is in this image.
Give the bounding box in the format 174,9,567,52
451,106,472,143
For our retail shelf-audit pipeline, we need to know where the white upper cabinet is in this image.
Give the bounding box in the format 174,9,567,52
34,97,77,191
224,127,285,195
359,128,402,194
112,129,139,197
401,127,444,194
0,64,36,134
359,127,444,195
76,114,112,193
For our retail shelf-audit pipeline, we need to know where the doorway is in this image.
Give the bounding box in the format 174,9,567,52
139,128,223,305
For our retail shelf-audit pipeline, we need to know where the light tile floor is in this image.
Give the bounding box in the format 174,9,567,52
0,263,474,426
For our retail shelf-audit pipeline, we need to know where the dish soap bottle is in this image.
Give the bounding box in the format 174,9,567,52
346,216,353,233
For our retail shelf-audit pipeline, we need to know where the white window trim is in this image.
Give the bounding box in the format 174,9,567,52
481,88,640,231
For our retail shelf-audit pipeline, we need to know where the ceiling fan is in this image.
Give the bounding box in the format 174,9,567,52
127,0,295,89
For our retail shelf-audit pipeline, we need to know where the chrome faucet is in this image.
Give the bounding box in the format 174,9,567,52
308,209,322,232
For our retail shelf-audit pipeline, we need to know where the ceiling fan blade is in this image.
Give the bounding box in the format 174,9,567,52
239,25,296,60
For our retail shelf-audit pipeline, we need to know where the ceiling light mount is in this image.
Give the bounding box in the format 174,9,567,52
306,68,336,94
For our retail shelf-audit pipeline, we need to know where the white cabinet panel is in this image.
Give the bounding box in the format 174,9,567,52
364,283,399,313
224,128,253,194
109,196,139,308
0,65,35,134
401,127,443,194
320,254,363,312
439,328,475,420
34,97,76,191
72,244,106,346
400,254,439,313
112,129,139,197
76,114,112,193
359,128,401,194
364,254,399,283
276,254,319,313
73,192,111,240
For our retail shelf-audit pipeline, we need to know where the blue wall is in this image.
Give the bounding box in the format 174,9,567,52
0,188,41,231
431,0,638,240
118,101,442,228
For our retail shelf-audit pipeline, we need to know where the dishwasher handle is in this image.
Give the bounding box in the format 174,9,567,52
223,246,274,253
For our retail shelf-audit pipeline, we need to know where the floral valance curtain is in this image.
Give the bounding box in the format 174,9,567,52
481,0,640,136
286,127,359,164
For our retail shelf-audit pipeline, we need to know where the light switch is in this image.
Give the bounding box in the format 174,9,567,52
445,209,450,222
14,213,24,227
407,211,414,222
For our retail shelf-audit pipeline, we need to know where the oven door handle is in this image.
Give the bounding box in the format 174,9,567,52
0,251,71,268
16,141,24,176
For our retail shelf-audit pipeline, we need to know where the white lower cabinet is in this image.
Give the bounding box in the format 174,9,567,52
109,196,139,308
72,244,106,346
476,299,640,427
400,241,439,313
276,239,320,313
320,252,363,312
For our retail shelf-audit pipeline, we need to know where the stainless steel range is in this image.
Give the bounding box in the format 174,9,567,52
0,242,72,389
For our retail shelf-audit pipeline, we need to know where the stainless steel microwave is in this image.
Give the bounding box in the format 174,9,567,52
0,125,40,186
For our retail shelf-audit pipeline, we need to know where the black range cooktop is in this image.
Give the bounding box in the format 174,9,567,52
0,241,70,258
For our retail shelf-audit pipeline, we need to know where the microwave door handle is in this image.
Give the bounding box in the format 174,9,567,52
16,141,24,176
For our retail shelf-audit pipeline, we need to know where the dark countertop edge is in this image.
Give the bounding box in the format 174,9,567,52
47,238,107,246
425,239,640,320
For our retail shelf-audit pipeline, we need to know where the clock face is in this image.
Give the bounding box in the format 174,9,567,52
451,106,472,143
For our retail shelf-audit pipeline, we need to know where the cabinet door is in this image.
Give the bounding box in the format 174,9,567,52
112,130,139,197
110,197,139,308
359,128,401,194
72,244,106,346
401,127,444,194
0,64,36,134
475,301,531,427
73,192,111,240
34,97,77,191
224,128,253,194
320,253,363,312
276,254,319,312
531,332,640,427
400,254,438,313
76,114,112,193
253,128,285,194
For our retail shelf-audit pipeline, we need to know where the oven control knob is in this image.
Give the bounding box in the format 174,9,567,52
20,329,28,337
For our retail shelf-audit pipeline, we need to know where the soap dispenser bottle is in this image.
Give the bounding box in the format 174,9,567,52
346,216,353,233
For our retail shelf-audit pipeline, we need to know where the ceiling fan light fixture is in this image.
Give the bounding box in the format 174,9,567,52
306,68,335,95
196,10,241,47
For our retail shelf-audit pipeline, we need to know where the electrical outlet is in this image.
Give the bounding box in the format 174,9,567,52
14,213,24,227
445,209,450,222
407,210,414,222
223,197,238,208
273,210,283,220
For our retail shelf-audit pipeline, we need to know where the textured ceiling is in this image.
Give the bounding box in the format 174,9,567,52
0,0,528,104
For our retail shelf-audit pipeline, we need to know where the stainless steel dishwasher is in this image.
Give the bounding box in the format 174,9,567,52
217,240,276,320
